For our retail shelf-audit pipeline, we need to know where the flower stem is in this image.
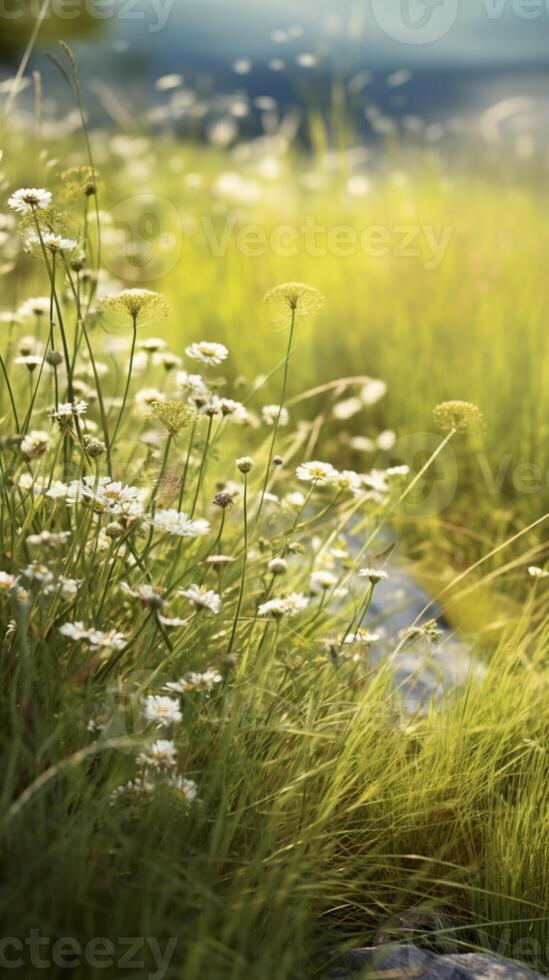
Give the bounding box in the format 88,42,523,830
111,313,137,455
227,472,248,654
255,305,296,525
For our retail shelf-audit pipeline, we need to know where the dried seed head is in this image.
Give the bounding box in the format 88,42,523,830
433,401,483,433
263,281,324,321
102,289,169,321
212,491,234,509
149,400,196,435
83,436,107,458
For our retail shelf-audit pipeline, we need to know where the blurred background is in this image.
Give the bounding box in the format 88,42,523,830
2,0,549,155
1,0,548,607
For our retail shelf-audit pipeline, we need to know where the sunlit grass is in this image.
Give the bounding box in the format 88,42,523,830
0,85,548,979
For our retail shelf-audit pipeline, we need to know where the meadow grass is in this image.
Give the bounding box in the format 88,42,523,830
0,82,548,979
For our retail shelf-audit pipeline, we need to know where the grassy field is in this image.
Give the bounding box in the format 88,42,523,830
0,80,548,979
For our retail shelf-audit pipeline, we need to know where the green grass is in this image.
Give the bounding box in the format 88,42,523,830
0,106,548,979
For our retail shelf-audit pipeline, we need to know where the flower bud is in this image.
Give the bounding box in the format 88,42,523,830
236,456,255,474
268,558,288,576
46,351,63,368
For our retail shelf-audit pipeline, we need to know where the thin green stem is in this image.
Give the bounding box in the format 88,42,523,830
227,473,248,654
254,306,296,526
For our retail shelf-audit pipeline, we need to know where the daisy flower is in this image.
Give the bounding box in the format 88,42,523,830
18,296,50,318
359,568,388,585
296,460,339,485
165,670,222,694
179,585,221,614
149,510,210,538
310,570,338,593
49,401,88,425
343,630,380,645
262,404,289,427
0,572,17,593
138,740,178,770
34,233,78,254
20,431,49,459
8,187,52,213
143,695,182,727
258,593,309,619
170,776,198,804
185,341,229,366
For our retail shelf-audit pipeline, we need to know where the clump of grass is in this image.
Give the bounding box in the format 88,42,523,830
0,119,548,980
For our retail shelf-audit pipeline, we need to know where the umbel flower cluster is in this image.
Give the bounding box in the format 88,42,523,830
0,182,492,810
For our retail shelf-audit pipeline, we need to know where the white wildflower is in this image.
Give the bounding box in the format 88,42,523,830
149,510,210,538
262,404,289,427
359,568,388,585
296,461,339,485
8,187,52,213
139,739,177,770
185,341,229,366
143,695,182,727
165,669,222,694
20,430,49,459
361,379,387,405
258,592,309,619
310,570,338,593
332,397,363,421
344,630,380,645
18,296,50,318
0,571,17,593
179,585,221,614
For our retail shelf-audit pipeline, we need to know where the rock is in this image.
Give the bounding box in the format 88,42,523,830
365,557,485,713
330,945,547,980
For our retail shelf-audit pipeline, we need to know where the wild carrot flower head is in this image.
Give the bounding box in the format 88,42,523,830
149,400,196,435
8,188,52,213
433,401,483,433
263,282,324,321
102,289,169,321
